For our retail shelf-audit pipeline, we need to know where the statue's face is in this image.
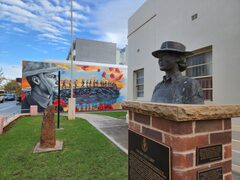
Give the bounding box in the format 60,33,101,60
158,53,178,71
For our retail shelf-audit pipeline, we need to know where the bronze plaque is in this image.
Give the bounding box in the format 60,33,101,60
197,167,223,180
196,144,222,165
128,130,171,180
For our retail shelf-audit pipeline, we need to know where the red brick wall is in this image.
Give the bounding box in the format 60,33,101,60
128,111,232,180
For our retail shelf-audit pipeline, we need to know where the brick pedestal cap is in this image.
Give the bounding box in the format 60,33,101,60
122,101,240,121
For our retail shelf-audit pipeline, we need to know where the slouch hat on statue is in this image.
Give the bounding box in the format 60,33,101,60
152,41,193,58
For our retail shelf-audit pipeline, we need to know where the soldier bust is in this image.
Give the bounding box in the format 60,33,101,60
151,41,204,104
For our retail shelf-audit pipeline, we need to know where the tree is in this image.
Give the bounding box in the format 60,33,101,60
4,80,21,97
0,68,5,88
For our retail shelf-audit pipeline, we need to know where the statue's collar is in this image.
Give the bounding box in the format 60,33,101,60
163,72,182,82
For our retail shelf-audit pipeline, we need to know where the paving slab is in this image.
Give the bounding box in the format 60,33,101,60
233,172,240,180
233,151,240,166
76,113,128,154
101,126,128,151
232,117,240,126
232,131,240,141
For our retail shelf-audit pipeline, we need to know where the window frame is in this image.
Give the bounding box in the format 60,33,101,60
134,68,144,99
186,46,213,101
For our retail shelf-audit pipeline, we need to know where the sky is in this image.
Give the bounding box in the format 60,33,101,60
0,0,145,80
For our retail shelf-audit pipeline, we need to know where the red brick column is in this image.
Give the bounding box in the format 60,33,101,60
123,101,240,180
0,115,3,135
129,111,231,179
30,105,38,116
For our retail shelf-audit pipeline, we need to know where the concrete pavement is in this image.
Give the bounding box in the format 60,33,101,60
75,113,128,154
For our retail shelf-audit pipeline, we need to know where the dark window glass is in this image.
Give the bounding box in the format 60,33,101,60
135,69,144,98
186,51,212,101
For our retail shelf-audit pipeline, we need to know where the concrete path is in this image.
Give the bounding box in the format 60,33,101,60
75,113,128,154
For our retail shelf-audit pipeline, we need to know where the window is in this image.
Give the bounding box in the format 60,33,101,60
186,47,213,101
191,13,198,21
135,69,144,98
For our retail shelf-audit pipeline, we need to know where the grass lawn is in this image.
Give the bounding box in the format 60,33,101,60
0,116,127,179
90,111,127,119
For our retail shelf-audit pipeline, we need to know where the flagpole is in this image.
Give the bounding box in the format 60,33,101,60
70,0,73,99
68,0,76,120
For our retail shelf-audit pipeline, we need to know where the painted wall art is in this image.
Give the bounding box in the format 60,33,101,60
21,60,127,113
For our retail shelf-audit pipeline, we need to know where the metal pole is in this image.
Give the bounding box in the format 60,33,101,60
70,0,74,98
68,0,76,120
57,71,60,129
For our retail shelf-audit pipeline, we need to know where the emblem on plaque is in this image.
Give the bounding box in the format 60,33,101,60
129,130,171,180
141,137,148,152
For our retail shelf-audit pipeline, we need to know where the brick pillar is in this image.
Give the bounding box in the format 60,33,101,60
123,101,240,180
30,105,38,116
0,115,3,135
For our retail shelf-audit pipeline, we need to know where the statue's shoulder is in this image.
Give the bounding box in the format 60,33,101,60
180,76,200,85
180,76,202,96
154,81,163,88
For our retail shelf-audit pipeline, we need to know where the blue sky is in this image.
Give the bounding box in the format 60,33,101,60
0,0,144,80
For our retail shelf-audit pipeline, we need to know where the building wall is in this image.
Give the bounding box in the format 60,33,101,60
128,0,240,104
67,38,117,64
128,0,240,174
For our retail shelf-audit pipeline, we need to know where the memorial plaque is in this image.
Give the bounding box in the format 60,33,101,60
196,144,222,165
128,130,171,180
197,167,223,180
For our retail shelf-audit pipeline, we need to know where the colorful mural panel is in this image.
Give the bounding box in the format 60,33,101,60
21,60,127,113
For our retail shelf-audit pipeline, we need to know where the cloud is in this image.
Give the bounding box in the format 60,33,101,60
55,46,67,50
0,3,38,19
0,0,29,10
38,33,65,41
0,0,90,46
13,27,27,33
64,11,88,21
72,1,84,11
51,16,70,25
38,33,68,45
0,0,145,65
93,0,145,48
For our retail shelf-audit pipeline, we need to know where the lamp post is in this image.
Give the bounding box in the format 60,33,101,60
68,0,76,120
57,71,61,128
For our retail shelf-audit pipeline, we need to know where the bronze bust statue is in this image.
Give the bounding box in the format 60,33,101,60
151,41,204,104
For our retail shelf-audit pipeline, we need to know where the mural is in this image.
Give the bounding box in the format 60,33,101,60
21,60,127,113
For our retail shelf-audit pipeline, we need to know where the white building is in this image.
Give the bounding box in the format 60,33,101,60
127,0,240,176
67,38,116,64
